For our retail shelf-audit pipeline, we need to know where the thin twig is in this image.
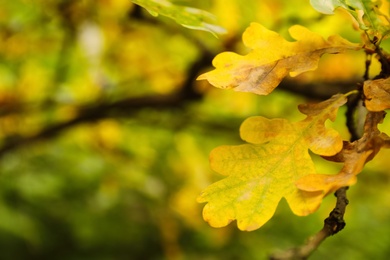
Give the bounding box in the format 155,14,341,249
345,90,363,141
270,187,349,260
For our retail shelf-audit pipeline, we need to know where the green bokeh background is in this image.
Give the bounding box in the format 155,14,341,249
1,0,390,259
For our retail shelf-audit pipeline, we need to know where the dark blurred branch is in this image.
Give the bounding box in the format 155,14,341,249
270,187,349,260
0,76,360,158
0,94,179,156
346,89,363,141
0,50,212,157
0,76,359,158
280,79,359,100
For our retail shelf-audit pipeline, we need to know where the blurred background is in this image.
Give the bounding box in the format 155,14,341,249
1,0,390,259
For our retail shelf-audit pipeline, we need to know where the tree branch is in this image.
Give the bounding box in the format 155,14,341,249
0,48,213,157
346,89,364,141
0,77,360,158
270,187,349,260
279,79,359,100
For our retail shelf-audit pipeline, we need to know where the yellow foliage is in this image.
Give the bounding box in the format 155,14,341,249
297,111,390,195
198,23,361,95
364,78,390,111
95,120,123,150
212,0,240,36
198,94,348,231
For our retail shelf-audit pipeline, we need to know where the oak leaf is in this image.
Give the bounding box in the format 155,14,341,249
197,94,347,231
131,0,226,36
197,23,360,95
310,0,389,35
364,78,390,111
296,111,390,195
310,0,348,15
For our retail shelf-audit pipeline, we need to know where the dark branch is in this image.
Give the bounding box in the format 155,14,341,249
279,78,359,100
0,49,213,158
0,94,182,156
346,89,363,141
0,77,360,158
269,187,349,260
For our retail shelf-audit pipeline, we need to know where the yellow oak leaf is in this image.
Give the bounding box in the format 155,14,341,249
296,111,390,195
295,141,371,196
364,78,390,111
197,23,361,95
197,94,347,231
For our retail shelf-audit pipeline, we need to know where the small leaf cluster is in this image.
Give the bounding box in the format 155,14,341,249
198,0,390,231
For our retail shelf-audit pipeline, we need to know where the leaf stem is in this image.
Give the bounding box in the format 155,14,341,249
269,187,349,260
344,89,360,97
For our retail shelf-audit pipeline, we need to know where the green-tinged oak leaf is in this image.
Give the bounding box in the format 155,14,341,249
310,0,348,15
197,23,360,95
311,0,389,35
364,78,390,111
131,0,226,36
297,111,390,195
197,94,347,231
